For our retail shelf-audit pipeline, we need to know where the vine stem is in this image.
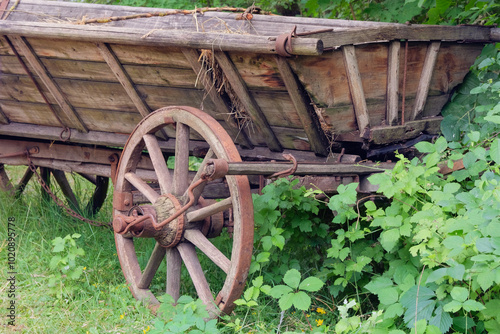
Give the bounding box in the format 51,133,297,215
302,310,313,331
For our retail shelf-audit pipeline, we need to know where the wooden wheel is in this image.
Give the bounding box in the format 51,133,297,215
113,106,254,316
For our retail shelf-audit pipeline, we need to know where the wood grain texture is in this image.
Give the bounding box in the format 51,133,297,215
182,48,252,148
275,56,328,156
214,51,282,152
411,42,441,120
0,21,323,56
0,104,8,124
342,45,370,137
9,36,88,132
386,41,400,126
96,42,152,117
138,243,166,289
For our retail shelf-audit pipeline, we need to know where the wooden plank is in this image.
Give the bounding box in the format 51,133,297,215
0,104,8,124
214,51,282,152
342,45,370,137
275,56,328,156
311,25,493,48
369,117,443,145
0,138,153,170
0,164,14,194
182,48,252,148
0,21,323,56
6,0,498,42
9,36,88,132
411,42,441,120
386,41,400,126
95,42,152,118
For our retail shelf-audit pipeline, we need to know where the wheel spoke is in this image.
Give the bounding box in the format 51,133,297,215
177,242,217,313
186,197,232,223
125,172,159,203
166,248,182,302
173,123,190,197
184,229,230,274
138,242,166,289
182,148,215,203
143,134,172,195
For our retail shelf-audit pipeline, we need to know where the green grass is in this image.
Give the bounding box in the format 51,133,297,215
0,166,155,333
0,166,331,334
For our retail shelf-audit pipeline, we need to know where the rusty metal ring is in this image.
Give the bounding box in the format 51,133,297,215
59,127,71,142
276,25,297,57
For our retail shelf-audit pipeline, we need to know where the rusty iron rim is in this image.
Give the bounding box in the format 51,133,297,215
113,106,254,316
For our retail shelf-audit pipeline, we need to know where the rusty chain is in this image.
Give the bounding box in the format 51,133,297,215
26,152,112,229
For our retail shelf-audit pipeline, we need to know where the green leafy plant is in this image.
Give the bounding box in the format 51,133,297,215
47,233,86,299
268,269,324,311
150,294,219,334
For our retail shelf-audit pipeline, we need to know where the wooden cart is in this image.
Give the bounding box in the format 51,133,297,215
1,0,499,316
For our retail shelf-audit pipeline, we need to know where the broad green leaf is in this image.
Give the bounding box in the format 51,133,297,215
415,141,436,153
462,151,477,169
252,276,263,288
283,269,301,289
481,300,500,319
256,252,270,263
429,304,452,333
425,325,443,334
269,285,293,299
365,277,394,294
380,228,400,252
450,286,468,302
272,235,285,250
278,292,294,311
261,236,272,251
385,303,404,318
463,300,485,311
378,287,399,305
299,276,324,292
415,319,427,334
443,300,462,312
426,268,448,283
447,264,465,280
49,255,62,270
477,270,495,291
434,136,448,153
490,138,500,164
292,291,311,311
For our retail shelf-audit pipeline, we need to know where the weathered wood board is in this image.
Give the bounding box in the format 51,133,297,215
0,0,498,157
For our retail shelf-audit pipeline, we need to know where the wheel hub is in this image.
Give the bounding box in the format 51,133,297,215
153,194,185,248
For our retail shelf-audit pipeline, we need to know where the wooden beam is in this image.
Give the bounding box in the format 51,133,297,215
411,41,441,120
310,25,493,48
0,164,14,195
275,56,328,156
9,35,88,132
342,45,370,137
182,48,252,149
0,104,9,124
224,161,394,176
0,21,323,56
386,41,400,126
95,42,151,118
214,51,282,152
